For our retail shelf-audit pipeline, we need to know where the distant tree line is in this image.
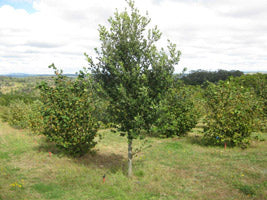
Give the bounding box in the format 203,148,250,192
181,69,243,85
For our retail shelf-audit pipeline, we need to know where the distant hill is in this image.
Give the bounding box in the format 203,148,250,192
1,71,266,78
0,73,77,78
243,71,267,74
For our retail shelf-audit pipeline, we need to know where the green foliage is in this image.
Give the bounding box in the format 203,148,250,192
153,86,198,137
233,73,267,132
38,65,99,156
86,0,181,138
85,0,180,176
189,85,206,117
234,73,267,100
181,69,243,86
93,94,114,128
28,100,44,134
0,91,38,106
203,79,263,147
1,99,44,133
2,100,31,129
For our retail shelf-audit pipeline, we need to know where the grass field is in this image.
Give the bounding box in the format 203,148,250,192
0,121,266,200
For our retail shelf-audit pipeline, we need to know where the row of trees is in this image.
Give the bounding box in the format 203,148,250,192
181,69,244,85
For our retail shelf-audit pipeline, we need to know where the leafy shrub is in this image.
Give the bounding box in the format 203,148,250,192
0,105,9,122
3,99,31,129
233,73,267,132
203,79,263,147
153,86,198,137
38,65,99,156
1,99,44,133
28,100,44,134
234,73,266,99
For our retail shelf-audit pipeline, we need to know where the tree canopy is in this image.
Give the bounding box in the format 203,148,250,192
86,0,181,176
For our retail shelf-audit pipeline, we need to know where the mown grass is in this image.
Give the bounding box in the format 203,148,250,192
0,121,266,200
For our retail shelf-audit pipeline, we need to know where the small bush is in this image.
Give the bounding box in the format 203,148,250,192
153,86,198,137
4,100,31,129
1,99,44,133
38,65,99,156
203,79,263,147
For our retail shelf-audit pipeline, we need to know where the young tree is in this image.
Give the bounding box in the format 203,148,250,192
86,0,181,176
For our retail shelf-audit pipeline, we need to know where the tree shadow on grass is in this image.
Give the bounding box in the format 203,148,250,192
185,134,235,148
186,135,208,147
35,137,62,155
35,138,128,174
75,152,127,174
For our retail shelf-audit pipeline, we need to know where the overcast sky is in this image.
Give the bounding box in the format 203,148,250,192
0,0,266,74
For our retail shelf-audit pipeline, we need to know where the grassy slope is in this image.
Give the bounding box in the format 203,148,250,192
0,122,266,200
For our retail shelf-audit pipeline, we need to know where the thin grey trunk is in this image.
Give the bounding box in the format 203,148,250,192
128,138,133,177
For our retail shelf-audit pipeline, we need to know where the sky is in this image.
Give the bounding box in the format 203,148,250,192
0,0,267,74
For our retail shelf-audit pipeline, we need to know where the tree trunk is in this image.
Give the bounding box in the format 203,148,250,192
128,138,133,177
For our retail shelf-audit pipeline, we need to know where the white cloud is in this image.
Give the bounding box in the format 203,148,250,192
0,0,266,74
